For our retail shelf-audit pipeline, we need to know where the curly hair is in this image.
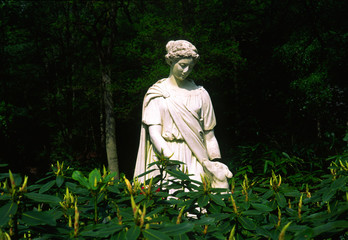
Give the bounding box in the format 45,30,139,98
165,40,199,65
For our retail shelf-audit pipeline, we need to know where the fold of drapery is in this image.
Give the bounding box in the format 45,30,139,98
165,97,209,164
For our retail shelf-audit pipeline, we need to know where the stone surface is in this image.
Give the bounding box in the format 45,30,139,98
134,40,232,189
202,160,233,189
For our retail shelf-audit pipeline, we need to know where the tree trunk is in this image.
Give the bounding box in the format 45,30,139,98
102,67,119,178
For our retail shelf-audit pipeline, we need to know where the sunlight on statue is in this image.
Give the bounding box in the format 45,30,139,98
134,40,232,189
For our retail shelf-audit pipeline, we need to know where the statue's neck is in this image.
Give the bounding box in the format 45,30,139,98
166,74,193,90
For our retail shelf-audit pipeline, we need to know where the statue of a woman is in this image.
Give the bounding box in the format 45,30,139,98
134,40,232,186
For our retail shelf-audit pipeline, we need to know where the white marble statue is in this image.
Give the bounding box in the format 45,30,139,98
134,40,232,188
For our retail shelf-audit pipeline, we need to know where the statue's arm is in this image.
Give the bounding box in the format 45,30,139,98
149,125,173,158
204,129,221,160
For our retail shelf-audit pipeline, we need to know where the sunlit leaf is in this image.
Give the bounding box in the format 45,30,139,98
72,171,90,189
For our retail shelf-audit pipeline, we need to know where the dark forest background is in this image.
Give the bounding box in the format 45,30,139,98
0,0,347,180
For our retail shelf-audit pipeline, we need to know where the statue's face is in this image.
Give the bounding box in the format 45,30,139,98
172,58,195,81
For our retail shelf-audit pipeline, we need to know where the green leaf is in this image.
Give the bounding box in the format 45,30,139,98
72,171,90,189
194,217,216,225
208,203,222,214
104,171,118,182
56,175,64,188
125,226,140,240
173,234,189,240
275,192,287,208
25,192,61,204
242,210,264,216
39,180,55,194
89,168,102,190
80,223,123,237
197,195,209,208
143,229,171,240
321,189,335,203
0,202,18,226
209,194,226,207
264,160,274,174
238,216,256,230
283,189,301,197
282,152,291,159
288,224,313,239
161,222,194,236
251,203,273,212
21,211,56,226
312,220,348,236
167,169,190,180
107,185,121,194
209,213,232,221
331,176,347,190
262,190,274,200
256,226,272,238
113,230,126,240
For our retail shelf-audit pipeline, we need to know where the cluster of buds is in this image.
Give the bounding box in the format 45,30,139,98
270,170,282,191
330,162,338,179
200,174,211,194
2,170,28,197
139,178,160,197
124,176,141,195
305,184,311,198
102,165,116,186
74,201,79,237
59,187,76,228
59,187,79,236
230,178,235,194
329,159,348,180
298,193,303,219
338,159,348,171
229,194,238,214
156,150,172,169
203,224,208,235
241,174,249,201
130,194,147,229
52,161,69,176
125,176,160,230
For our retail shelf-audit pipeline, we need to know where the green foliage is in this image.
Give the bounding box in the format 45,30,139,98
0,157,347,239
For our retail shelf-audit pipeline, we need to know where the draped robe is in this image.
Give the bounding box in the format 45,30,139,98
134,79,220,182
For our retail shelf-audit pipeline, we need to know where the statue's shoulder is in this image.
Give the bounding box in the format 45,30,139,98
147,79,165,91
145,79,170,98
196,85,210,96
149,78,166,89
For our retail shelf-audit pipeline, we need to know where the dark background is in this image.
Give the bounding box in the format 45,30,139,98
0,0,347,179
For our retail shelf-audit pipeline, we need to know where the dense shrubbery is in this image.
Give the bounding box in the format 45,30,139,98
0,152,347,240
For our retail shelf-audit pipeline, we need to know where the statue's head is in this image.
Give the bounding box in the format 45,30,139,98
165,40,199,66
